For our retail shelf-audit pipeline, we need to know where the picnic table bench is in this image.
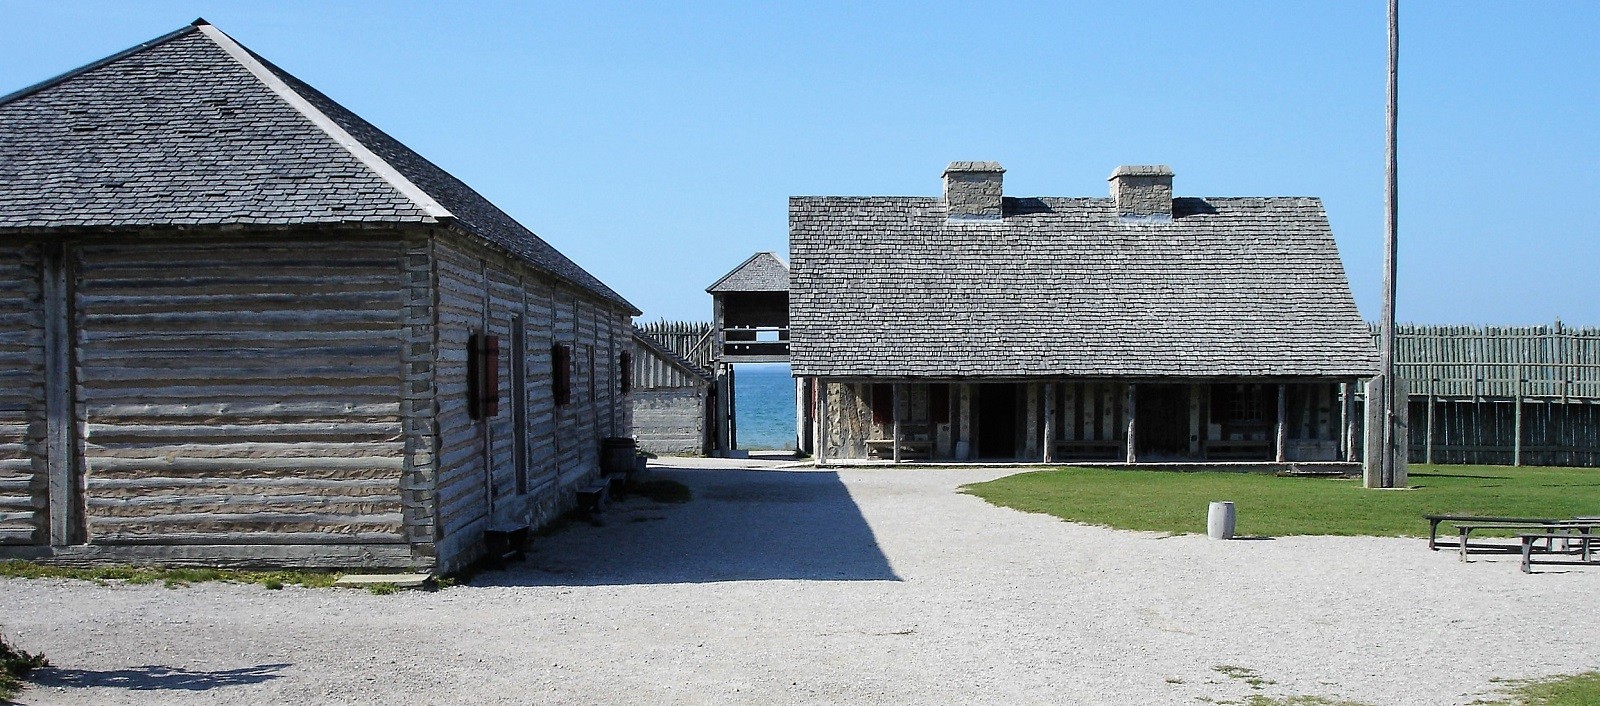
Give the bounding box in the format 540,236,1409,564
1520,527,1600,573
1424,514,1558,551
1451,521,1597,562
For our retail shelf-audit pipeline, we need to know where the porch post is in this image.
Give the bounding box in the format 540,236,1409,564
1125,383,1137,463
1024,383,1040,459
1424,392,1436,465
1274,383,1288,463
796,376,808,455
728,366,738,451
958,383,972,460
1342,381,1358,462
1513,364,1524,467
1188,383,1202,456
815,378,829,465
1042,381,1056,463
714,365,731,456
892,383,902,464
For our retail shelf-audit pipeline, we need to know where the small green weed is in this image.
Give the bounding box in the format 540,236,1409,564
0,630,49,701
1214,665,1277,690
366,583,400,596
1238,697,1373,706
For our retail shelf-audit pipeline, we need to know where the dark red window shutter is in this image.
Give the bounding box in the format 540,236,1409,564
871,383,893,426
482,334,500,418
553,344,571,406
467,332,501,419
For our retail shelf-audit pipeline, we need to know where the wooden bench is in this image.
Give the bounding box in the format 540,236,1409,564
1053,440,1124,459
484,523,530,564
865,439,932,460
576,482,609,516
1520,528,1600,573
1424,514,1559,551
1202,439,1271,459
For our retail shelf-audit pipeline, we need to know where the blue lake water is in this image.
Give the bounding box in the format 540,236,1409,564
735,363,796,450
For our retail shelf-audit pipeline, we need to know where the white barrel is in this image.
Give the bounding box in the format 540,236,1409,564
1208,501,1236,540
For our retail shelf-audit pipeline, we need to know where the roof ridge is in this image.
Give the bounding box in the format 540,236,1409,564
705,251,788,293
0,24,201,107
191,23,453,220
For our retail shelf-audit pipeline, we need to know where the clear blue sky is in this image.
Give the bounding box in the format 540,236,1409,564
5,2,1596,324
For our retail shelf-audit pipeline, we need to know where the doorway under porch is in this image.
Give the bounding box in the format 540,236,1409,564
804,378,1363,468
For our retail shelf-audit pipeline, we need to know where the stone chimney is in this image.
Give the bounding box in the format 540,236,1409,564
1109,165,1174,222
942,161,1005,222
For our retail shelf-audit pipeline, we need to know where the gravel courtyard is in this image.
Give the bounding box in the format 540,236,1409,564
4,458,1598,705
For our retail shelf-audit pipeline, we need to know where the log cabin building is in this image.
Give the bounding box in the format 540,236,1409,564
0,21,638,571
790,162,1378,467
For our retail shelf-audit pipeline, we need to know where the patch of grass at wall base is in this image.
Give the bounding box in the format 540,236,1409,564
0,560,341,589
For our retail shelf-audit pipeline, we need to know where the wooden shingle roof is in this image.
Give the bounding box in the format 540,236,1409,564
789,193,1378,379
706,251,789,293
0,20,636,313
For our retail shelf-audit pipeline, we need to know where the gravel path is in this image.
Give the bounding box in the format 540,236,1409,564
3,459,1598,705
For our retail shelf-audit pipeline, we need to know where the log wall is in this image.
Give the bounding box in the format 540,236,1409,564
0,245,45,545
631,388,707,455
72,236,410,548
430,233,631,572
0,227,634,570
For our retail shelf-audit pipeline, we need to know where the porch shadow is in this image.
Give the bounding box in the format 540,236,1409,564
475,467,901,586
30,663,290,691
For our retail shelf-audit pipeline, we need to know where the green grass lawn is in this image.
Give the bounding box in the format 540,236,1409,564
1482,671,1600,706
962,465,1600,537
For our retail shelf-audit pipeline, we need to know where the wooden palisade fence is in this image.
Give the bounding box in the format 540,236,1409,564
1358,322,1600,467
635,321,715,374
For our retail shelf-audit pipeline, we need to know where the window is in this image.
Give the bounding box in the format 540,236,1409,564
552,343,572,406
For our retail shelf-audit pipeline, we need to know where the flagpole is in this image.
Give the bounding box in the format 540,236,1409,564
1379,0,1400,487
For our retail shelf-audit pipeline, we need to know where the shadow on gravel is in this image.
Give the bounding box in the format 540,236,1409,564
477,468,901,586
31,663,289,692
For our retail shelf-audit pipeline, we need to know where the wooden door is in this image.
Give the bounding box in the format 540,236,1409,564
1136,384,1191,459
